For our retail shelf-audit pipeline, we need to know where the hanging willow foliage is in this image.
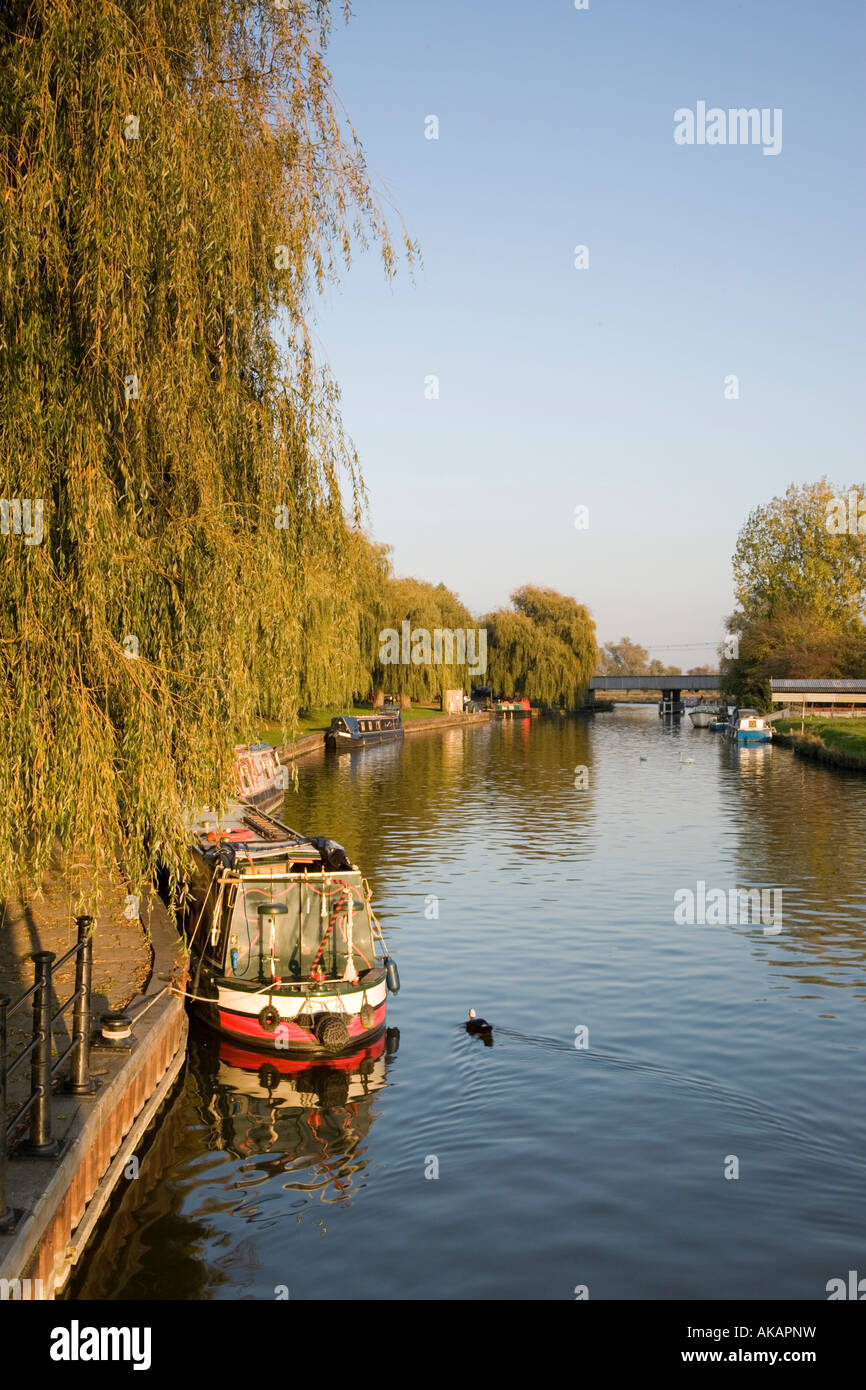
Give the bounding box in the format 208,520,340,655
0,0,415,902
484,587,598,708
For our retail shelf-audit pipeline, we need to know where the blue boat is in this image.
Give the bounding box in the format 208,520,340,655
727,708,772,743
326,707,403,751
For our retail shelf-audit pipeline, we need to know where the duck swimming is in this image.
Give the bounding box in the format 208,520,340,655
465,1008,492,1035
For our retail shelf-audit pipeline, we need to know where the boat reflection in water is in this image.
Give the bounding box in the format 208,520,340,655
193,1026,400,1201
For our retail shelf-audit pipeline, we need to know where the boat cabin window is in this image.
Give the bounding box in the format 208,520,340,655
226,874,375,982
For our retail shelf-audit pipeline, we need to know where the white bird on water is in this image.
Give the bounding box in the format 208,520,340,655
679,752,695,765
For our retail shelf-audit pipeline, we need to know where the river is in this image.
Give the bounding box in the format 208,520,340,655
67,708,866,1300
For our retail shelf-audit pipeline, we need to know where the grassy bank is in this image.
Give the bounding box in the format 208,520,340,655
772,717,866,771
251,703,449,745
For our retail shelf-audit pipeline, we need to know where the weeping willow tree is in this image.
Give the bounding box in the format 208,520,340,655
0,0,414,901
369,575,478,702
484,586,598,707
288,527,392,713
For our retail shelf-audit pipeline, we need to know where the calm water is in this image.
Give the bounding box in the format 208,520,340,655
69,710,866,1300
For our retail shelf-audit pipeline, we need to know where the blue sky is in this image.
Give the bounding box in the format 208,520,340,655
312,0,865,664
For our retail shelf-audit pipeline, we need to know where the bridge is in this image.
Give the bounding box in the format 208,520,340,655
589,674,721,716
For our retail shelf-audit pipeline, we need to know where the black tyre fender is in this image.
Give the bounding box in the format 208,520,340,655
315,1013,349,1052
259,1004,280,1032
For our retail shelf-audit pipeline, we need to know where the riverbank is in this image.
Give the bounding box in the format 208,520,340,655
255,703,451,747
772,717,866,771
276,709,492,761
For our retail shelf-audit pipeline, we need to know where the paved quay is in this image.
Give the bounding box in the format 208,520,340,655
0,858,152,1117
0,862,187,1298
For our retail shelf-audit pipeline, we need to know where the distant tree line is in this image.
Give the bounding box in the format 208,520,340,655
289,546,600,713
596,637,713,679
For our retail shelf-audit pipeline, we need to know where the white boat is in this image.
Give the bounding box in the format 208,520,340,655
688,700,719,728
689,708,714,728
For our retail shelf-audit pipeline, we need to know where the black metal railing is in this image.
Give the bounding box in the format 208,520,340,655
0,915,95,1232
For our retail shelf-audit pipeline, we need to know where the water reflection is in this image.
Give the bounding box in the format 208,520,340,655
65,1029,399,1300
723,734,866,1004
194,1029,398,1204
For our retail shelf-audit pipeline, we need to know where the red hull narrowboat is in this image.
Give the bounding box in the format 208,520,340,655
186,799,399,1058
232,742,288,814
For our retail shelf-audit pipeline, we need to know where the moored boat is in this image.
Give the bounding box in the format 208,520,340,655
494,697,532,716
325,707,403,751
726,708,773,743
688,698,720,728
689,708,714,728
185,800,399,1056
233,743,287,815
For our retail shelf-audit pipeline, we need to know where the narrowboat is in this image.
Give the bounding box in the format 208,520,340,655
494,697,532,716
185,800,399,1056
726,708,773,743
233,743,287,815
325,707,403,750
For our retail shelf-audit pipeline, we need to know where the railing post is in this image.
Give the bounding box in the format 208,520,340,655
20,951,61,1157
65,916,96,1095
0,996,13,1230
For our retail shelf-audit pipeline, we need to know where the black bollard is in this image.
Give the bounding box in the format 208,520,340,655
65,917,97,1095
20,952,61,1157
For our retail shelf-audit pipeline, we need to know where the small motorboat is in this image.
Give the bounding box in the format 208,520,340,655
325,707,403,751
185,801,399,1056
726,708,773,744
688,700,718,729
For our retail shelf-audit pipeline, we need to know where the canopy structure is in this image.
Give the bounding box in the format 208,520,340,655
228,872,375,983
769,679,866,709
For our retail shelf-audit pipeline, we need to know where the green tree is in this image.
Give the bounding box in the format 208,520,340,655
0,0,413,899
600,637,649,676
725,480,866,703
485,586,597,707
733,479,866,623
373,576,476,702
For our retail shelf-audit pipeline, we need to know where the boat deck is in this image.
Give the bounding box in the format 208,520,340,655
190,802,325,865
